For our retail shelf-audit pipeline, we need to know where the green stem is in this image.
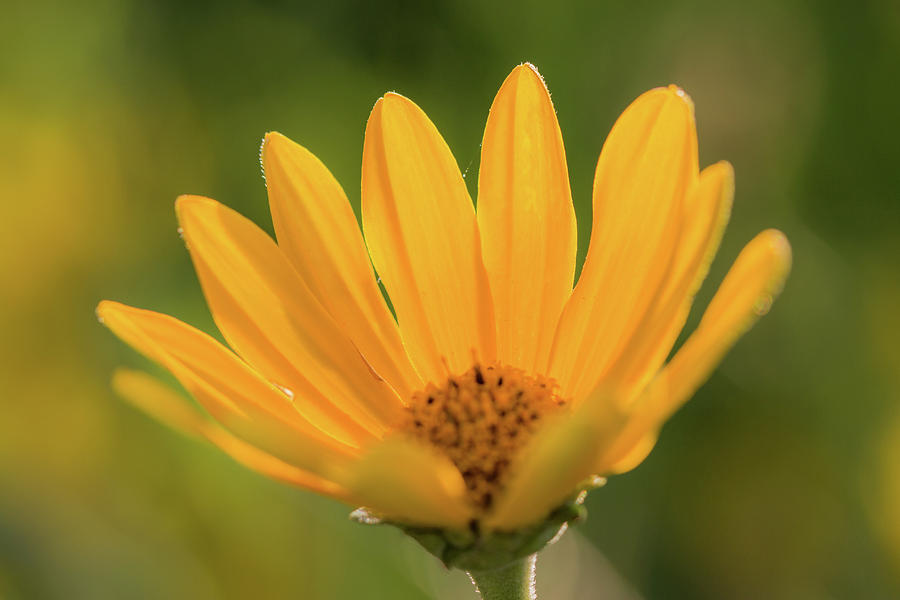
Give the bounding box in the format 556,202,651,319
467,554,537,600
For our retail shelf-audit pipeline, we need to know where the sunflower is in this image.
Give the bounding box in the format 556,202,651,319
99,63,790,563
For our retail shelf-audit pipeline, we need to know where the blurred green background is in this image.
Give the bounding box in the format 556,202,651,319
2,0,899,597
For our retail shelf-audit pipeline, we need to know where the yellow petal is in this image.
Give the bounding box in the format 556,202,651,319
477,64,577,372
176,195,402,444
112,368,354,501
484,386,626,530
548,86,698,399
606,432,657,475
656,161,735,315
361,93,496,383
666,228,791,405
605,161,734,389
596,229,792,472
262,132,421,399
345,436,473,528
97,301,357,479
112,367,209,439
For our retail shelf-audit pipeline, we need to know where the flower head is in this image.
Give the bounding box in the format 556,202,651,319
99,64,790,539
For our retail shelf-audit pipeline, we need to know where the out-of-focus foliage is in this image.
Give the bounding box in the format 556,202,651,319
1,0,898,598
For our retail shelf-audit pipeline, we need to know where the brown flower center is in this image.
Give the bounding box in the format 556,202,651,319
402,363,566,510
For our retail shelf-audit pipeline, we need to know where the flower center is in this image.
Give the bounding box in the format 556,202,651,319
402,363,567,510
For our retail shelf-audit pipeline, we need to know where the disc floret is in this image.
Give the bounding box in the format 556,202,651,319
403,363,567,511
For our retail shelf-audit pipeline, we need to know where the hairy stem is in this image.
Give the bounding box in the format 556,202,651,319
467,554,537,600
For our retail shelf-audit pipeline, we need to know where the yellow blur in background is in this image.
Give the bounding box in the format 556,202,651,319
1,0,899,598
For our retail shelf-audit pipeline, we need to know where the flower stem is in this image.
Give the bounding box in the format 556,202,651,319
467,554,537,600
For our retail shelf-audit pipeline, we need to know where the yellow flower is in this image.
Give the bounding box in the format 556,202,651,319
98,64,791,533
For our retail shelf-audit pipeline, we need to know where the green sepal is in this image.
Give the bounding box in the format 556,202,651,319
350,476,604,572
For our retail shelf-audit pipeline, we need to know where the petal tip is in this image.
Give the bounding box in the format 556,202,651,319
631,85,695,119
761,228,793,279
96,300,134,330
174,194,202,210
110,367,142,398
381,91,410,108
173,195,192,222
378,92,424,123
666,84,695,110
96,300,136,322
706,160,736,195
367,96,386,123
762,227,791,251
260,131,305,175
714,159,735,178
261,131,287,157
95,300,115,323
624,85,696,128
377,93,424,131
505,62,550,96
728,229,793,321
174,194,217,223
515,61,543,80
521,61,540,74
